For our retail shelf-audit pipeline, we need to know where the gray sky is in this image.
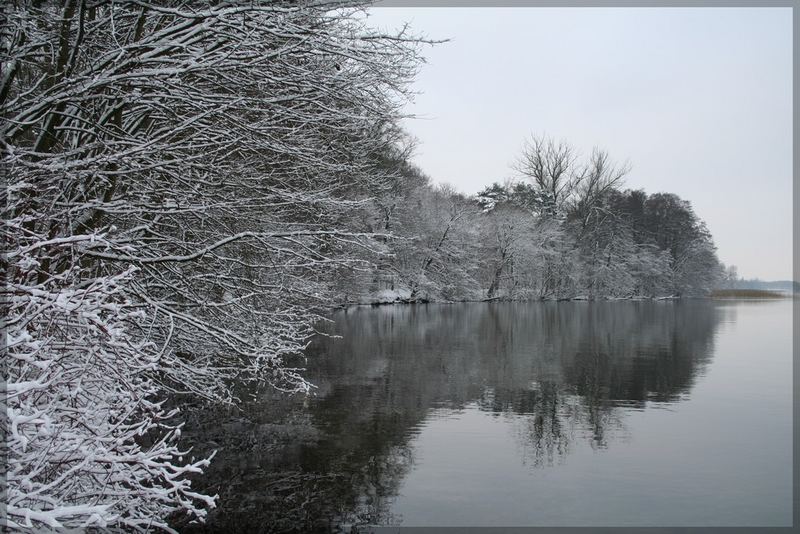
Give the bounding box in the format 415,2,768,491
365,7,793,281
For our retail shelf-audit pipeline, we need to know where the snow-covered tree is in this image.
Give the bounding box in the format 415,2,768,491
2,1,426,530
514,135,581,217
399,185,479,301
466,141,722,300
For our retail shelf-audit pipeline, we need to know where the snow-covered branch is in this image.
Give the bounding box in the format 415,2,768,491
2,1,426,530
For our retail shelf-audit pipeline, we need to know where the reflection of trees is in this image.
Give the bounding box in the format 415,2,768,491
476,301,723,461
173,388,412,533
175,301,725,531
480,383,573,468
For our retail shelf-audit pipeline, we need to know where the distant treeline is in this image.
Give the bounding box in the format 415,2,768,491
336,136,724,303
718,278,799,293
710,289,786,299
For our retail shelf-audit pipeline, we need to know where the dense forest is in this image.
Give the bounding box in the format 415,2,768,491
339,135,723,304
1,1,722,531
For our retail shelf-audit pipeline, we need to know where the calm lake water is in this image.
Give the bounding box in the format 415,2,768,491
179,299,793,532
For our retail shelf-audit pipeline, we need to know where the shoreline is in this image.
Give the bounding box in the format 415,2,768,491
335,293,793,309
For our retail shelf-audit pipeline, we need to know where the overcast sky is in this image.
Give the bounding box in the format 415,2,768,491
364,7,793,281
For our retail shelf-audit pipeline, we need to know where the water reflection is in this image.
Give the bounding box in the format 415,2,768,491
176,300,727,532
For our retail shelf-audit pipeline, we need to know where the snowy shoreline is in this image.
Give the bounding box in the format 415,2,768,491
334,293,799,311
336,292,684,309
